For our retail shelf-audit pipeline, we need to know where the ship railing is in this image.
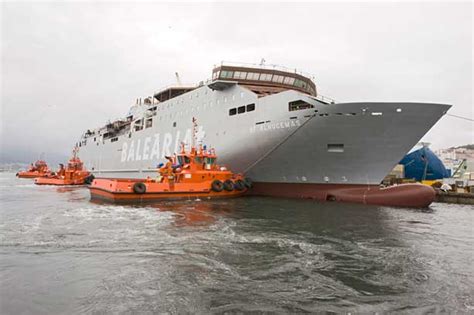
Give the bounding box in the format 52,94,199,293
152,83,198,98
315,94,336,104
217,60,316,81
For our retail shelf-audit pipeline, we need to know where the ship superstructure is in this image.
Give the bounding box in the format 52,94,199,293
77,62,451,199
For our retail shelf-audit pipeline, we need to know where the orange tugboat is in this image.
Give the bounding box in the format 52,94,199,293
16,160,51,178
35,148,93,186
89,119,251,203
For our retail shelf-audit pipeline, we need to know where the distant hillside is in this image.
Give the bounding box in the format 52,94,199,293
0,148,68,165
450,144,474,150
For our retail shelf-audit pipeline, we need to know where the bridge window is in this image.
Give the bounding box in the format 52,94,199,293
260,73,273,81
238,106,246,114
234,71,247,80
289,100,314,111
272,75,284,83
284,77,295,85
246,103,255,112
220,70,234,79
247,72,260,80
294,79,308,89
212,71,220,80
229,108,237,116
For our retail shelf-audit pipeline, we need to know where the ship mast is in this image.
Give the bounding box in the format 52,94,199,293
192,117,197,149
72,146,79,159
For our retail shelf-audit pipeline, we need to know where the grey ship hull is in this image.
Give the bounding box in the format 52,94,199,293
78,84,450,189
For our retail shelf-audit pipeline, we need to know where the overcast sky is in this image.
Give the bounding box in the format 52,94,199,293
1,1,472,163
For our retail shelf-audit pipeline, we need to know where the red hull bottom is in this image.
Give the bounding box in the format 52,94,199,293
250,182,436,208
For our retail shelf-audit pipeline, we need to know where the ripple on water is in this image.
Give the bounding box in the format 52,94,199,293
0,173,473,313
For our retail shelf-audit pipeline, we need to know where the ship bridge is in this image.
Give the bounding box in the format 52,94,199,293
209,62,317,97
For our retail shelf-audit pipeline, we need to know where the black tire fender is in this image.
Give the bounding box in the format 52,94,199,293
84,174,95,185
133,182,147,194
211,180,224,192
223,179,234,191
234,179,245,191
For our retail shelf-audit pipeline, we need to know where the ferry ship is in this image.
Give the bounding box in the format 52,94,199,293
77,62,451,200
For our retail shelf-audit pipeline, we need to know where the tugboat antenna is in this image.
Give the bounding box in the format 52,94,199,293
192,117,197,148
72,146,79,159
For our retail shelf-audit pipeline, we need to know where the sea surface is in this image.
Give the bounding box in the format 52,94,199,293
0,173,473,314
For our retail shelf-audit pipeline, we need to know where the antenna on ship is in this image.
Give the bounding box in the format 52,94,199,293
191,117,197,148
175,72,182,86
260,58,266,66
72,146,79,159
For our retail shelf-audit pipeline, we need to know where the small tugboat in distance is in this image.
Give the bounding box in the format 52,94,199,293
35,148,93,186
16,160,51,179
89,118,251,203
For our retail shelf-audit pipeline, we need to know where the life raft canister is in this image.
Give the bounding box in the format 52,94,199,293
133,182,147,194
223,179,234,191
211,180,224,192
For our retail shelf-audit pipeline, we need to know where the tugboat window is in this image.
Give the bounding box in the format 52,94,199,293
246,103,255,112
238,106,246,114
229,108,237,116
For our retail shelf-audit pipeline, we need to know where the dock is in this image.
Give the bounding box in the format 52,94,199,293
435,190,474,205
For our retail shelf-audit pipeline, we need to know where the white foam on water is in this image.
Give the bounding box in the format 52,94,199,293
0,184,37,188
62,205,175,228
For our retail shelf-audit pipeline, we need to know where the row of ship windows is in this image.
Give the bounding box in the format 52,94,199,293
229,103,255,116
152,91,246,112
213,70,315,94
82,105,401,146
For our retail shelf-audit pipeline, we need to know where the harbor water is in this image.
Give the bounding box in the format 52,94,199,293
0,173,473,313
